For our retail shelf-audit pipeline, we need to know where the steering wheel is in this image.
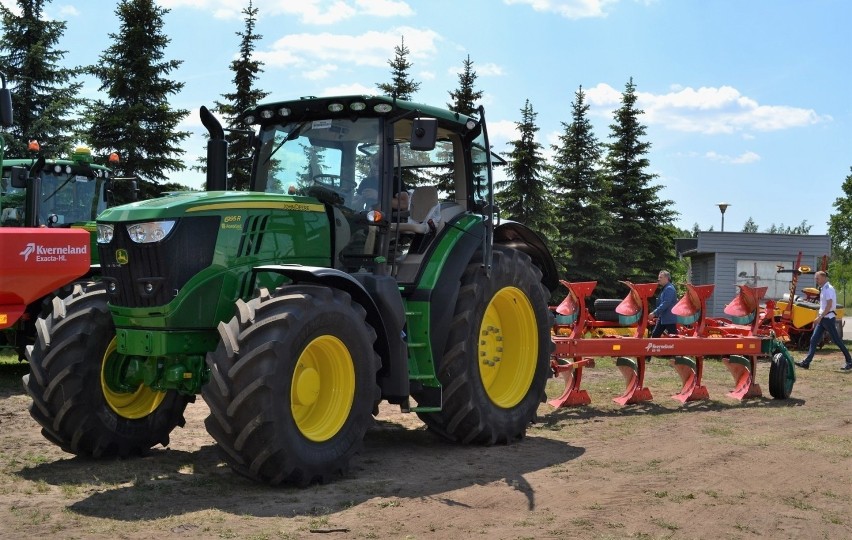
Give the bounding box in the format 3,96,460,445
312,174,343,188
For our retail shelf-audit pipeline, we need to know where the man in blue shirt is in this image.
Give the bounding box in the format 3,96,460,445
650,270,678,338
795,271,852,370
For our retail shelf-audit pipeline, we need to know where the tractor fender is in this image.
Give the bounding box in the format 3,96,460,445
251,264,409,402
494,221,559,293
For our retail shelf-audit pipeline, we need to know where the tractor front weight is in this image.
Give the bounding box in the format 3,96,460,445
103,352,209,396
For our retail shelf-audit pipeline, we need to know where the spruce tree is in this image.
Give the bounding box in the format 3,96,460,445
0,0,83,157
550,86,618,296
211,1,268,191
447,55,483,116
376,36,420,100
81,0,189,195
603,78,677,283
496,99,556,240
829,167,852,262
431,55,485,196
828,167,852,293
742,217,759,232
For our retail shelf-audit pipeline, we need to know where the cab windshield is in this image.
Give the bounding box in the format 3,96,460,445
255,118,381,210
0,168,106,227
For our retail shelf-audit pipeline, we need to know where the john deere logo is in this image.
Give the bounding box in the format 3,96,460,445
115,249,129,265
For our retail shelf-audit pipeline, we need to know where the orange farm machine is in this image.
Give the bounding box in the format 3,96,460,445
774,252,844,349
549,279,797,407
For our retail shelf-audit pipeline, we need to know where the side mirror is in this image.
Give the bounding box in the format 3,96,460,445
10,165,27,188
409,117,437,151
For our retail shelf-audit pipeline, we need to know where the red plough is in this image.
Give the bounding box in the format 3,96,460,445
550,280,795,407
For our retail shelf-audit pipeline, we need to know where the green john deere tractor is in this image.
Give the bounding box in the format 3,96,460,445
24,95,559,485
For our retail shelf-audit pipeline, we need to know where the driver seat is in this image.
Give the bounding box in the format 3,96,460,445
396,185,439,235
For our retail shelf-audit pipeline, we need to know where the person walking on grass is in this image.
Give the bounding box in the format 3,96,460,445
795,271,852,371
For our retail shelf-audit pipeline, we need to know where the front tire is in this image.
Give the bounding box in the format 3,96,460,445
415,246,553,444
23,284,191,457
203,285,380,485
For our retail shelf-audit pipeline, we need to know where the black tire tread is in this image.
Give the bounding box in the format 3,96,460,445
23,284,191,458
203,285,381,486
415,246,553,445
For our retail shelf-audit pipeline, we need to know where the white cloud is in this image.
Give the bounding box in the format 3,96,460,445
585,82,623,106
486,119,520,145
320,82,377,96
57,5,80,17
419,70,436,81
0,0,19,15
448,62,505,77
478,62,506,76
503,0,618,19
705,150,761,165
256,26,440,69
303,64,338,80
159,0,413,23
354,0,414,17
585,83,830,134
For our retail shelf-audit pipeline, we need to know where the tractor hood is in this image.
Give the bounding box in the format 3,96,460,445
97,190,325,223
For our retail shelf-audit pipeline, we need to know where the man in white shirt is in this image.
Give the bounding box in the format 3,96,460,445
795,271,852,370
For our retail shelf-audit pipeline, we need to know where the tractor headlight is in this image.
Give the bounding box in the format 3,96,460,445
97,224,114,244
126,220,175,243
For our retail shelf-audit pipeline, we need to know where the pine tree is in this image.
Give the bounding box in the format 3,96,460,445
428,55,485,196
447,55,483,116
829,167,852,295
829,167,852,262
376,36,420,100
211,1,268,191
550,86,618,296
496,99,555,240
0,0,83,157
742,217,759,232
81,0,189,196
603,78,677,283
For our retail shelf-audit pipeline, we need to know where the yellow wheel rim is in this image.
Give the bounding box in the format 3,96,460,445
478,286,539,408
100,337,166,419
291,335,356,442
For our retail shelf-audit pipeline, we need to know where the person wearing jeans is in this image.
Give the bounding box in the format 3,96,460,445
795,271,852,370
650,270,678,338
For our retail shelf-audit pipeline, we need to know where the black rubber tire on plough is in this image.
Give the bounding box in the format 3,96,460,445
23,284,191,457
414,246,553,444
768,352,794,400
592,299,622,322
203,285,380,486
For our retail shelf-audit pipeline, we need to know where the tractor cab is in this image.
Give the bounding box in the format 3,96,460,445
0,146,115,228
243,96,496,283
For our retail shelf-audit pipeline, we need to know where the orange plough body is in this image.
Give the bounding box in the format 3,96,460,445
550,280,778,407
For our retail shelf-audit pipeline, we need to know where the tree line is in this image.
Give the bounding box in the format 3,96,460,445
2,0,849,297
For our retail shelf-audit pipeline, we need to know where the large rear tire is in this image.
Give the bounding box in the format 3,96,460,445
415,246,553,444
23,284,191,457
203,285,380,485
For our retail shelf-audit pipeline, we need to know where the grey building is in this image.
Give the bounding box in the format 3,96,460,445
675,232,832,317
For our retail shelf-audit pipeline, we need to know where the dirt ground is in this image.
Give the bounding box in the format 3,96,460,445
1,347,850,540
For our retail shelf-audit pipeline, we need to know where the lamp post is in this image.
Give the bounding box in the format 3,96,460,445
717,202,731,232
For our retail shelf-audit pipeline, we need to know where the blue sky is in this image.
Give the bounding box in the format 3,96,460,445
4,0,850,235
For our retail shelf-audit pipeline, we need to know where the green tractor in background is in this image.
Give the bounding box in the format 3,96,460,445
24,95,559,485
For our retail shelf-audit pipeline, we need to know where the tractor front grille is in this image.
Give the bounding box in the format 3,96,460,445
99,216,219,308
